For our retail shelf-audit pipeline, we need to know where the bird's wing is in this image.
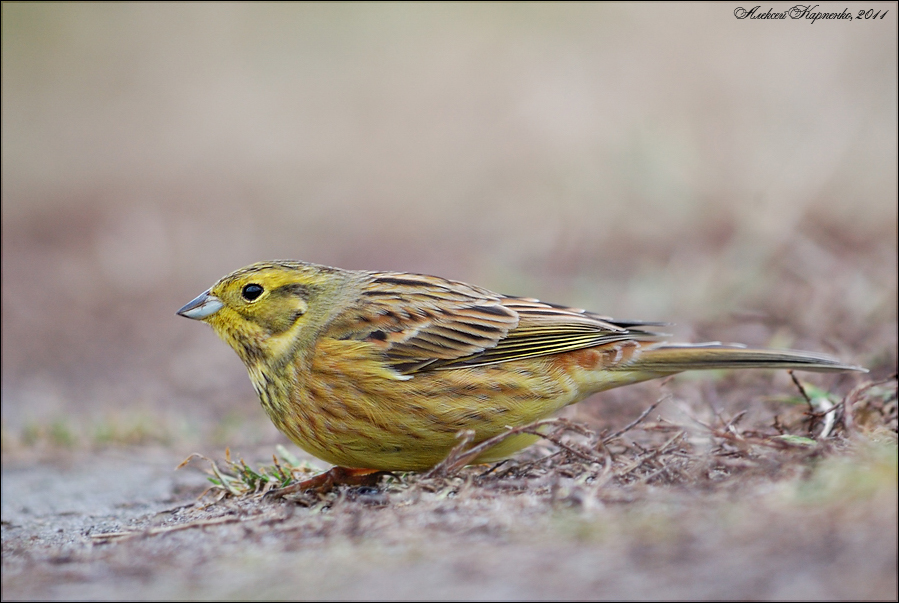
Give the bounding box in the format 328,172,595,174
443,296,665,371
330,272,664,373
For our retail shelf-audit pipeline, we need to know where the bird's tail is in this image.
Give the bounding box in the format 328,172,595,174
627,342,866,374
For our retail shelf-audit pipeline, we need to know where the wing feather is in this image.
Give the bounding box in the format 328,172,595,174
329,271,664,373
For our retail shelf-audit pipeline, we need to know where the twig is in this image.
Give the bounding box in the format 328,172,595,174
425,418,603,478
815,396,836,440
788,370,814,411
91,515,246,542
789,370,842,440
603,396,668,444
615,432,684,479
476,460,511,478
842,375,898,433
518,426,605,465
424,429,477,478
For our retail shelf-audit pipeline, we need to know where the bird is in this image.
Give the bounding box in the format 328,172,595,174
177,260,865,483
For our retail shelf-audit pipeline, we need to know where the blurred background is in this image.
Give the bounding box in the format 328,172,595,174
2,3,896,451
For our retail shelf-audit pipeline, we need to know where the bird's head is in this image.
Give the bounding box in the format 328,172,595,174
177,261,350,368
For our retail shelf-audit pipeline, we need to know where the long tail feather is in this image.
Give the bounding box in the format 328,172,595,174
628,343,866,373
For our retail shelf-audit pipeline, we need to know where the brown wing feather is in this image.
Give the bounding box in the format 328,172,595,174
426,297,665,370
329,272,664,373
327,272,519,372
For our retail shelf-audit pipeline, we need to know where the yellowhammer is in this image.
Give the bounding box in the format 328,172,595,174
178,260,864,483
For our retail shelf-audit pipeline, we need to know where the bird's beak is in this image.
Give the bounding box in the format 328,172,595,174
177,290,224,320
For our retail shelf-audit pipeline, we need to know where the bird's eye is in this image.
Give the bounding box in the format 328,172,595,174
241,283,264,301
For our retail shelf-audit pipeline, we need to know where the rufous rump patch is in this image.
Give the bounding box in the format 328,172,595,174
551,341,642,372
551,348,603,371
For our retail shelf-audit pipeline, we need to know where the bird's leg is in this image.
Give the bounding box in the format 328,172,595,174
266,466,388,498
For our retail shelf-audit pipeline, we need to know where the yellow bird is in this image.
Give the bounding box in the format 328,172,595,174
178,260,864,479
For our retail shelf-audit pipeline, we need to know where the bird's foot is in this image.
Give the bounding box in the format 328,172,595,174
266,466,388,498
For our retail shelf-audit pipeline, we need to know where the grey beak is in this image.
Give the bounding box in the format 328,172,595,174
177,290,224,320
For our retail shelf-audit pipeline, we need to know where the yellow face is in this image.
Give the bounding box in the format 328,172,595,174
177,262,343,368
